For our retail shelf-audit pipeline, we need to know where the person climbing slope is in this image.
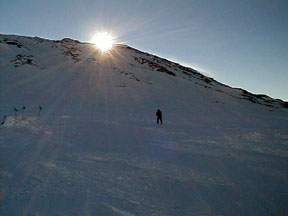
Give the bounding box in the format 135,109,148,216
156,109,162,125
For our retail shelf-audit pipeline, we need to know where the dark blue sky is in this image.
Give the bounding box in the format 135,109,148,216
1,0,287,100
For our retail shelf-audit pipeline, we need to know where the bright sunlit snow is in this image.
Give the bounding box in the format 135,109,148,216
1,34,288,216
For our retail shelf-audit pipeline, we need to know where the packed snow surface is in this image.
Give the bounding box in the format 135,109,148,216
1,34,288,216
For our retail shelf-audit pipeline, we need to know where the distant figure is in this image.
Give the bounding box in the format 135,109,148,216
156,109,162,125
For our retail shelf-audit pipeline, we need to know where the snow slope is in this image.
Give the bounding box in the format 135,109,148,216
1,34,288,216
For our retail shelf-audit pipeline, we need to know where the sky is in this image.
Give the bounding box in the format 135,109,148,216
1,0,287,101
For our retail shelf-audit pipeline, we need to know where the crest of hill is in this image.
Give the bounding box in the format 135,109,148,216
0,33,287,110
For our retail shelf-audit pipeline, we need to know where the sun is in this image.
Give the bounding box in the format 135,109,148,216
91,32,114,52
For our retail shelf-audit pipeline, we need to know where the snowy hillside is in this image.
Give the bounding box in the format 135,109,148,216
1,34,288,216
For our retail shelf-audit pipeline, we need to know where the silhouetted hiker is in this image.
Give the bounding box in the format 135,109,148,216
156,109,162,125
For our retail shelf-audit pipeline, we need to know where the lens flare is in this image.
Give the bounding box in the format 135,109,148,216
91,32,114,52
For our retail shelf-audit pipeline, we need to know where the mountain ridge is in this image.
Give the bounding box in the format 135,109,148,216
1,33,287,110
1,33,288,216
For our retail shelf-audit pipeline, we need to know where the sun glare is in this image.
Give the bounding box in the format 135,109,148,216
91,32,114,52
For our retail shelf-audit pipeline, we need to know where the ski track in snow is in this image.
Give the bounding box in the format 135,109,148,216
1,34,288,216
